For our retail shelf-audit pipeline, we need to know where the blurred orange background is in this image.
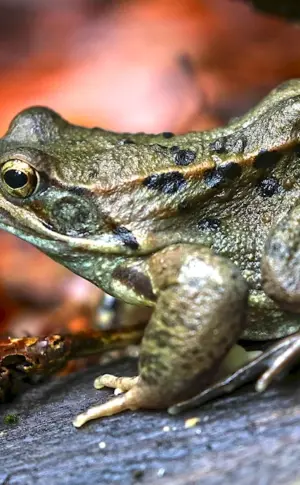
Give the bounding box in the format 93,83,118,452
0,0,300,337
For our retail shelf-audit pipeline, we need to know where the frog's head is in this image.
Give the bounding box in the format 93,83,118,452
0,107,172,267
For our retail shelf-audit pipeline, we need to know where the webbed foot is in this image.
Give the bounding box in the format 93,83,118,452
169,332,300,414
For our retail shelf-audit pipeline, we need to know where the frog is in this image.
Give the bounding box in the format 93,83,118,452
1,79,300,428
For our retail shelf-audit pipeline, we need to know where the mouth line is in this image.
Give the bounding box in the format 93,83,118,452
0,206,129,256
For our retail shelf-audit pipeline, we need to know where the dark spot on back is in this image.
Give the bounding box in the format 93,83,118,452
221,162,242,179
198,218,221,230
162,132,174,139
254,150,282,169
204,162,242,188
258,177,280,197
174,149,196,166
143,172,186,194
112,226,139,250
170,145,180,154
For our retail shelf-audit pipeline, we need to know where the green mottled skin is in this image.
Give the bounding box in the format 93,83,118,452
1,80,300,410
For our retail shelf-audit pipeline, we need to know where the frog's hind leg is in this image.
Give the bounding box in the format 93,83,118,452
170,203,300,415
169,332,300,414
73,244,248,427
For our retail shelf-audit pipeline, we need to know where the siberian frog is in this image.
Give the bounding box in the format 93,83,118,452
0,80,300,427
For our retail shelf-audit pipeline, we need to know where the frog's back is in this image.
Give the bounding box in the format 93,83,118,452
95,81,300,267
1,80,300,268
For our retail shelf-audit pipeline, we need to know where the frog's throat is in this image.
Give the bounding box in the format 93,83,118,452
0,206,138,257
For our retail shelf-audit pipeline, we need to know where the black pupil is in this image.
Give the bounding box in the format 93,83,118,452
4,169,28,189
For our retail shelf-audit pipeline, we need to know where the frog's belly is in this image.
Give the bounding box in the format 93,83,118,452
242,289,300,340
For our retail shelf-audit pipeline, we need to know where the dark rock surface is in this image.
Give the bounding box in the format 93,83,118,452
1,357,300,485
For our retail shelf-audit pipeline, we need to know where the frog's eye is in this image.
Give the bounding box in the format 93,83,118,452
0,160,39,198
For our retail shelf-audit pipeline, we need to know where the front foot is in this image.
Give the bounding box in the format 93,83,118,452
73,386,137,428
73,374,140,427
169,332,300,415
73,374,163,428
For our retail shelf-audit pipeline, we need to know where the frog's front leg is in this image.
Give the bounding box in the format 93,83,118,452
73,244,248,427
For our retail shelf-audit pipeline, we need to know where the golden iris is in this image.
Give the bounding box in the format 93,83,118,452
0,160,38,198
